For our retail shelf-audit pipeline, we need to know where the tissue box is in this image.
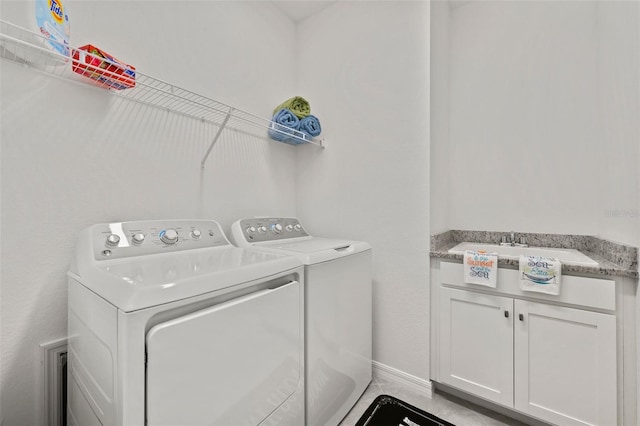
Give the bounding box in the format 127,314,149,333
71,44,136,90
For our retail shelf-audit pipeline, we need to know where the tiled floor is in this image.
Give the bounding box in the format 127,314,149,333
338,375,530,426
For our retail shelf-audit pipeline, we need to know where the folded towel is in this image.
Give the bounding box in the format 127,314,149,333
273,96,311,119
272,108,300,129
268,108,300,142
299,115,322,138
519,255,561,295
463,250,498,288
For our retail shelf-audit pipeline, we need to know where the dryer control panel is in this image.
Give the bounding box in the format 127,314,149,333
91,220,229,260
234,217,309,243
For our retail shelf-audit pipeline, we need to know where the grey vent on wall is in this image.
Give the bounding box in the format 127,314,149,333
41,338,68,426
60,352,67,426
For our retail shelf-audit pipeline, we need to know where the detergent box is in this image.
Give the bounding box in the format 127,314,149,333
71,44,135,90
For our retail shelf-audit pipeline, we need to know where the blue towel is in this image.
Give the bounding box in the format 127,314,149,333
268,108,300,142
299,115,322,138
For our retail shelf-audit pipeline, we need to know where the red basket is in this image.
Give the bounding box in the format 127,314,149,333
71,44,136,90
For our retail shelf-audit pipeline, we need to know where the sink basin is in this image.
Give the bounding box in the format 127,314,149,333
447,242,598,267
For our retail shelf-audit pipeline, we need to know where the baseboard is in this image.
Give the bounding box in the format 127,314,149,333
372,361,434,399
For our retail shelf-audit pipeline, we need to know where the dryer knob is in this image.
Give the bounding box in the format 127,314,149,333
271,223,283,234
160,229,179,245
106,234,120,246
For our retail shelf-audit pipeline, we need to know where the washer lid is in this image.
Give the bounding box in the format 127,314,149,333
254,237,371,265
69,220,302,312
70,246,301,312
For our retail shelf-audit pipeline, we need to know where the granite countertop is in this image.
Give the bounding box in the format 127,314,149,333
430,230,639,279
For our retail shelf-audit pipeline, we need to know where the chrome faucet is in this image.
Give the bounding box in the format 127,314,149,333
500,231,528,247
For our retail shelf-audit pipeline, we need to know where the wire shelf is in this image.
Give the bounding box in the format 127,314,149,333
0,19,324,167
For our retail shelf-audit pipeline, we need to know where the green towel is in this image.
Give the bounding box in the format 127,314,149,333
273,96,311,119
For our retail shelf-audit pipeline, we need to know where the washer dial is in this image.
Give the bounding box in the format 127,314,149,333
106,234,120,246
132,233,145,245
160,229,179,245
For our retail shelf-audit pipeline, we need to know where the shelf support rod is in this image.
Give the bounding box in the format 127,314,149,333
201,108,234,169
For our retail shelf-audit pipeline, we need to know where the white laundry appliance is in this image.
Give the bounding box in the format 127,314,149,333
230,217,372,426
67,219,305,426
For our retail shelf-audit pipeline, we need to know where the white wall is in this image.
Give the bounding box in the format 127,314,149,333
430,1,450,235
0,2,299,424
595,1,640,247
295,2,431,379
438,0,639,247
446,1,604,236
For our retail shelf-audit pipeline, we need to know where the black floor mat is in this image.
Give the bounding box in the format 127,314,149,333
355,394,455,426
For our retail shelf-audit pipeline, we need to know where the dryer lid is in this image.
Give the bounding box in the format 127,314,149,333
255,237,371,265
264,237,353,253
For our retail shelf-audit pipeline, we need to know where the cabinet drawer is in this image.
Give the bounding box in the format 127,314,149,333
439,261,615,311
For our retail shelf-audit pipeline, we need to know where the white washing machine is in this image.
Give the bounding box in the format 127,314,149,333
67,219,305,426
230,217,372,426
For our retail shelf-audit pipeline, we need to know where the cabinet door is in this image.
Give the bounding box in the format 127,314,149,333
439,287,514,406
514,300,617,426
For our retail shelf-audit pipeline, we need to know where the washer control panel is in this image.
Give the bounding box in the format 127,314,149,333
238,217,308,243
92,220,228,260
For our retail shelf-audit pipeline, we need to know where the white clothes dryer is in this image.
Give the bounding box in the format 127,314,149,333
67,219,305,426
230,217,372,426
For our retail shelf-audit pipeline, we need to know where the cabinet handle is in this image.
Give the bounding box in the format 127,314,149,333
519,313,524,321
504,310,509,318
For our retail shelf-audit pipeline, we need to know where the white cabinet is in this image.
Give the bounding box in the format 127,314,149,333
439,288,513,406
436,263,618,426
514,301,616,426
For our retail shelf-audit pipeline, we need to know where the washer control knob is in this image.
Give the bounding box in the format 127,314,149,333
160,229,179,245
246,226,257,235
132,233,145,245
293,224,302,232
190,229,201,239
271,223,283,234
258,226,267,234
285,225,294,232
106,234,120,246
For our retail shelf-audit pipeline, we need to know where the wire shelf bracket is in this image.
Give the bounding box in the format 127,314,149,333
201,108,233,169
